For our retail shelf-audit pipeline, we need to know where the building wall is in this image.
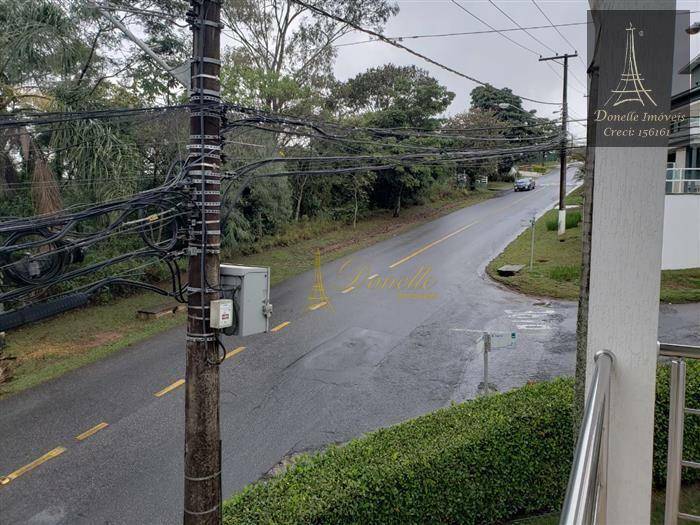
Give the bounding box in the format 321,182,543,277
662,194,700,269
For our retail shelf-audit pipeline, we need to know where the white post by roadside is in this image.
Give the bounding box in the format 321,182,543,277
529,216,536,271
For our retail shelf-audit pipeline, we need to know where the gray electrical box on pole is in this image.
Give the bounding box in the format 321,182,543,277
220,264,272,336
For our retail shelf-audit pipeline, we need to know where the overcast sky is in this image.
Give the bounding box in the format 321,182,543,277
331,0,700,141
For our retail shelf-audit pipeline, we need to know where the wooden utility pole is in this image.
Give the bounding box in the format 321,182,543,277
184,0,223,523
574,27,599,435
539,52,577,236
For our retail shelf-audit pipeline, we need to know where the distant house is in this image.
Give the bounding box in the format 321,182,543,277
663,53,700,270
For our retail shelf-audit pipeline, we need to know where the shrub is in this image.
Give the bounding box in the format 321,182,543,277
223,365,700,525
546,211,581,231
224,380,575,525
566,212,582,229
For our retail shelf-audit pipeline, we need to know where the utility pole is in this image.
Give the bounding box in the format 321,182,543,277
184,0,223,523
539,52,577,236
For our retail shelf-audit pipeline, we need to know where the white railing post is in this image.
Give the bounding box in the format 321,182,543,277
664,359,686,525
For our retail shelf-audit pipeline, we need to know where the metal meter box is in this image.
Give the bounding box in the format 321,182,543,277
210,299,233,329
219,264,271,336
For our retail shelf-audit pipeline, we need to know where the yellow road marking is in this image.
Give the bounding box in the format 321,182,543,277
387,188,545,270
389,220,481,269
368,273,379,280
341,286,355,294
225,346,246,360
0,447,66,486
271,321,290,332
75,422,109,441
398,292,438,300
154,378,185,397
309,301,328,311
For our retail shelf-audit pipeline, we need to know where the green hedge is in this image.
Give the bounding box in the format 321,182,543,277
223,380,574,525
223,365,700,525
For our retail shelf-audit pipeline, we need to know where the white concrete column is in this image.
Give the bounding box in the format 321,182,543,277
586,2,675,523
676,147,687,169
587,147,666,524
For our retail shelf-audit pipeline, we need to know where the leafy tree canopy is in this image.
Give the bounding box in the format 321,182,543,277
221,0,398,113
331,65,455,128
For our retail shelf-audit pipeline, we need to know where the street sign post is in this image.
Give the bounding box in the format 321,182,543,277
489,331,517,349
478,331,517,396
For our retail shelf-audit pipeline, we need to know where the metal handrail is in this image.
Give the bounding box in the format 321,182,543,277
560,350,614,525
660,342,700,525
659,342,700,360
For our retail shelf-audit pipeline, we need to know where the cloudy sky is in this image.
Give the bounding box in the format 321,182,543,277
332,0,700,141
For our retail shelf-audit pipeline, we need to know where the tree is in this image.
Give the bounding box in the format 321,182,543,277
469,85,557,175
470,85,528,122
0,0,88,213
219,1,400,244
445,108,504,188
329,65,455,216
220,0,398,113
0,0,191,214
331,65,454,128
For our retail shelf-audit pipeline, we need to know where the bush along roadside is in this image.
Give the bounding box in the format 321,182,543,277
224,379,575,525
223,363,700,525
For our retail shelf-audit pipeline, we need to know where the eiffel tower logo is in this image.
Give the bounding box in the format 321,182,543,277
605,22,657,108
308,248,332,311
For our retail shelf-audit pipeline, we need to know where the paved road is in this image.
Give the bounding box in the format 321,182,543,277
0,167,697,524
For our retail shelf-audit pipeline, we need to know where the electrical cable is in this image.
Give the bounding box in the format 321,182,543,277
0,103,212,130
289,0,561,107
531,0,588,71
487,0,557,54
224,104,564,138
332,21,590,48
449,0,542,57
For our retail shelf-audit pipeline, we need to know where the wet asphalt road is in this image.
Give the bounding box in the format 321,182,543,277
0,167,697,524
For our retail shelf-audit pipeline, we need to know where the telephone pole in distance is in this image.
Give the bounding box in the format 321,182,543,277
539,52,577,236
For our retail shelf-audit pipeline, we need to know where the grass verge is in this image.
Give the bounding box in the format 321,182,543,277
486,188,700,303
0,294,185,397
1,186,503,398
231,187,501,286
